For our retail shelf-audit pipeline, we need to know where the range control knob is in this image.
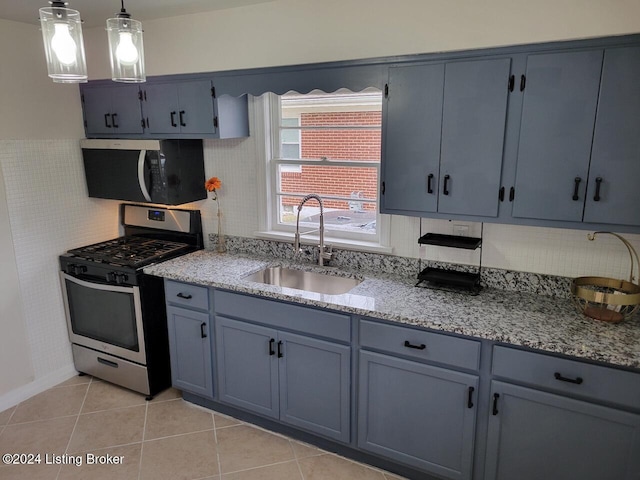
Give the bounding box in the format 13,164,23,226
67,264,87,276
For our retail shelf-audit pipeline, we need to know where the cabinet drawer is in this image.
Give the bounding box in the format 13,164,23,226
492,346,640,411
360,319,481,371
214,290,350,342
165,280,209,311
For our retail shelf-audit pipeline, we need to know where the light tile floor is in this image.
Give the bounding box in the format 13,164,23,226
0,376,407,480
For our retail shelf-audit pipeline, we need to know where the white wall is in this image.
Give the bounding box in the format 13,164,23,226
0,19,119,408
83,0,640,78
0,162,33,397
0,19,85,140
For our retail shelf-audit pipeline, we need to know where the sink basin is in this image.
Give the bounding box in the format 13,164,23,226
244,266,362,295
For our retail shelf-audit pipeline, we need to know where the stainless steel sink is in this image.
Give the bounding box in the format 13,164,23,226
244,266,362,295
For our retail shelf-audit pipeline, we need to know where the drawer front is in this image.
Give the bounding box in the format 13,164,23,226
214,290,350,342
492,346,640,411
360,319,481,371
72,344,150,395
165,280,209,311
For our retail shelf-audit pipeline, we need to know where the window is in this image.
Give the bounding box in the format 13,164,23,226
266,88,383,244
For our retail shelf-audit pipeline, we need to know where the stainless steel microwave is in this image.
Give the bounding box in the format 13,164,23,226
80,139,207,205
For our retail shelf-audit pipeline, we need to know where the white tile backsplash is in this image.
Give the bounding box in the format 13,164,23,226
0,139,120,379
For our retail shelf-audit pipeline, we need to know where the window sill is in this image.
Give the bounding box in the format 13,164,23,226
254,231,393,255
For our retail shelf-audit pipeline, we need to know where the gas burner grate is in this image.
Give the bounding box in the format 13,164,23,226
68,236,191,268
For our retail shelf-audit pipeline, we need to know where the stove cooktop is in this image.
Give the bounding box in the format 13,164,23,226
66,236,192,269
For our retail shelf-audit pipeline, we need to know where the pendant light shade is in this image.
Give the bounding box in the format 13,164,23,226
106,1,146,83
39,1,87,83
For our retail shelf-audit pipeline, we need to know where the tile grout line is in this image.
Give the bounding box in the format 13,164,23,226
55,376,92,480
5,412,87,427
137,399,149,480
143,426,217,444
219,458,307,477
291,439,306,480
212,412,222,479
5,404,18,425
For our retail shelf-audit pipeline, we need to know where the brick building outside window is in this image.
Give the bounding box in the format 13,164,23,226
271,89,382,242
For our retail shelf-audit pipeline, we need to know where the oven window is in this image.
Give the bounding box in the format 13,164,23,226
65,280,139,351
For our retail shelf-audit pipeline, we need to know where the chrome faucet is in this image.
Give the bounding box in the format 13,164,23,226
294,194,333,266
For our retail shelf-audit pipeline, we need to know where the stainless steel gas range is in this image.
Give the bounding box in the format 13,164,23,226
59,204,203,399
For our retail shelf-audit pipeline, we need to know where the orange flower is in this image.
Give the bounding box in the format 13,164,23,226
205,177,222,192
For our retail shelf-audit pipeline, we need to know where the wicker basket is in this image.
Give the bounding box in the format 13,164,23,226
571,232,640,323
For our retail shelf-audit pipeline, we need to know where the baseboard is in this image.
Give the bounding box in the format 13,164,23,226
0,364,78,412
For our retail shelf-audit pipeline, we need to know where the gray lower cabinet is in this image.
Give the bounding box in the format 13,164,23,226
358,350,479,480
484,381,640,480
166,306,213,399
216,315,351,443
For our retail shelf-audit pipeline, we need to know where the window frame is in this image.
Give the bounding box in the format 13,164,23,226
260,90,388,248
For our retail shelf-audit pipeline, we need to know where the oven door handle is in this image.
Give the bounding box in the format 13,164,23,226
60,272,136,294
137,149,152,202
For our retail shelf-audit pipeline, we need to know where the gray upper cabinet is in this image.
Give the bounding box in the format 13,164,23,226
143,80,217,136
438,58,511,217
381,58,511,218
511,50,603,222
485,381,640,480
583,46,640,227
381,63,444,215
82,84,143,137
81,78,249,139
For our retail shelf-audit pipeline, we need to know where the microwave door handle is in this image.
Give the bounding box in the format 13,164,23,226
137,150,152,202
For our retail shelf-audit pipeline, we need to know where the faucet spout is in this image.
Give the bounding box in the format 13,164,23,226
294,194,333,266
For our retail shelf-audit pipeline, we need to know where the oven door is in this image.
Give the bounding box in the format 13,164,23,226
60,272,147,365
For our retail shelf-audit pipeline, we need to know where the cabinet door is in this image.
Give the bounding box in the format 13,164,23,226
511,50,603,221
144,83,180,134
438,58,511,217
358,351,479,480
485,381,640,480
177,80,216,135
278,332,350,443
215,316,279,419
381,63,444,215
110,84,144,134
166,306,213,398
82,87,114,136
584,46,640,226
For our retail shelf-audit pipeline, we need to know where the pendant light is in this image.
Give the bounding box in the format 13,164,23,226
39,1,88,83
106,0,146,83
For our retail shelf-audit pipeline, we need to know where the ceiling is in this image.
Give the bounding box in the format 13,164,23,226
0,0,276,28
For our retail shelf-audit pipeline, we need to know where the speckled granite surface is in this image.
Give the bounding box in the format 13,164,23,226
145,250,640,370
211,234,573,297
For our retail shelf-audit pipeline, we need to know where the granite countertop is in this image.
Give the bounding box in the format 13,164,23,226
145,250,640,370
